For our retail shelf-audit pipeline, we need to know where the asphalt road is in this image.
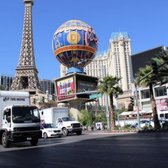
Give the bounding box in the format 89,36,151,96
0,131,168,168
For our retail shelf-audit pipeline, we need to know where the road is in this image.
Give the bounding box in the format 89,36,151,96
0,131,168,168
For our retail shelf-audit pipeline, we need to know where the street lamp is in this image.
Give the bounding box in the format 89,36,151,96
134,82,140,129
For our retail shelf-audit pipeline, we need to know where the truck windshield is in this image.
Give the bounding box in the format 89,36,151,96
12,106,40,123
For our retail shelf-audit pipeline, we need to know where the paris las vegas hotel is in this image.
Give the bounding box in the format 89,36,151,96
60,32,168,114
60,32,134,109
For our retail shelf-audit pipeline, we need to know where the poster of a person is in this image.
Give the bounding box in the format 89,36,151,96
85,27,98,48
159,98,168,111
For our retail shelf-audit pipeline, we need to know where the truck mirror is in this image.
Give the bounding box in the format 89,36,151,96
3,115,6,120
6,116,11,123
4,108,10,113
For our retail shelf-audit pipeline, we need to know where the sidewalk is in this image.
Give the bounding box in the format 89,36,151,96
83,129,137,135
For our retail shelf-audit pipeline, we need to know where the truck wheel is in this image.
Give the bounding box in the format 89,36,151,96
76,131,82,135
43,133,48,139
30,138,38,146
2,132,10,148
62,128,68,136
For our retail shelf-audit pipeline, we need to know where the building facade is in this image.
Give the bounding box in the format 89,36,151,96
60,32,133,91
60,32,133,108
39,79,55,95
0,75,13,90
139,85,168,113
107,32,133,91
131,46,168,116
84,52,108,79
131,46,167,78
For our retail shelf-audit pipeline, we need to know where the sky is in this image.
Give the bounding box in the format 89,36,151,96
0,0,168,80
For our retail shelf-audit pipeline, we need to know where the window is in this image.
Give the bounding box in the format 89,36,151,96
165,113,168,119
160,114,164,118
155,86,167,97
141,89,150,99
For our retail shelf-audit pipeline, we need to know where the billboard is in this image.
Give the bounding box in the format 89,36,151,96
55,73,98,102
76,75,98,98
77,80,97,93
56,77,75,101
156,98,168,112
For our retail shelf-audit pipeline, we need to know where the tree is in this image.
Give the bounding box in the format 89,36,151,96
0,85,5,90
135,65,161,130
151,50,168,85
78,109,93,127
94,112,107,124
98,75,123,130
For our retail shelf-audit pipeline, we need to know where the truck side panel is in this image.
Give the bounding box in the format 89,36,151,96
0,91,30,128
53,107,69,124
39,107,69,126
40,108,53,124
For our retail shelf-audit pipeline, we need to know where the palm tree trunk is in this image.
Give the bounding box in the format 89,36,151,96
149,84,161,130
109,93,115,129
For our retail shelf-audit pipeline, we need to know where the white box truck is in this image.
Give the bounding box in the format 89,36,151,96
40,107,82,136
0,91,41,147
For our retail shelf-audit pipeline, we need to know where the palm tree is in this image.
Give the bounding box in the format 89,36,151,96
135,65,161,129
98,75,123,130
152,50,168,85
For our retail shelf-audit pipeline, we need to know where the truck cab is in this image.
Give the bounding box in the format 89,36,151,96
56,117,82,136
0,105,41,148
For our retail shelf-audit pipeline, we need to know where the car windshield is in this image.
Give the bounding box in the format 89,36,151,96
42,124,54,128
62,117,71,121
12,106,40,123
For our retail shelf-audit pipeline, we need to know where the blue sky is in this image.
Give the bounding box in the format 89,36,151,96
0,0,168,80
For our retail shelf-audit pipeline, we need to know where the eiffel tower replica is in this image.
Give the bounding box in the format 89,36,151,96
11,0,41,95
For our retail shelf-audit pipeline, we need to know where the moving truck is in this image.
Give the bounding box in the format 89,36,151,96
40,107,82,136
0,91,41,148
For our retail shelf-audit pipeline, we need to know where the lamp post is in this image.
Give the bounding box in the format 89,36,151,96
134,82,140,129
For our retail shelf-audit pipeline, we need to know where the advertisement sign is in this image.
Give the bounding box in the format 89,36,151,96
156,98,168,112
56,77,75,101
77,80,96,93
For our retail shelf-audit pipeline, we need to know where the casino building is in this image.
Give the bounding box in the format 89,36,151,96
60,32,133,108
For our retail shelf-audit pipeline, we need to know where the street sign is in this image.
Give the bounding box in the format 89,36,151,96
89,93,102,99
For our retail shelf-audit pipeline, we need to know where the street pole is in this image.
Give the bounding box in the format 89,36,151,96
133,69,153,130
134,82,140,129
105,94,110,130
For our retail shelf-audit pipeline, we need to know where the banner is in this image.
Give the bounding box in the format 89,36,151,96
56,77,75,100
156,98,168,111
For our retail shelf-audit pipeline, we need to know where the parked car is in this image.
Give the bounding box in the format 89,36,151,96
41,123,62,139
131,120,154,129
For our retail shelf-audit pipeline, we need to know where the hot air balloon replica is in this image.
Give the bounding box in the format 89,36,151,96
53,20,99,106
52,20,98,74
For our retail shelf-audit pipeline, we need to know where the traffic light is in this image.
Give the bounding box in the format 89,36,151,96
130,96,134,106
